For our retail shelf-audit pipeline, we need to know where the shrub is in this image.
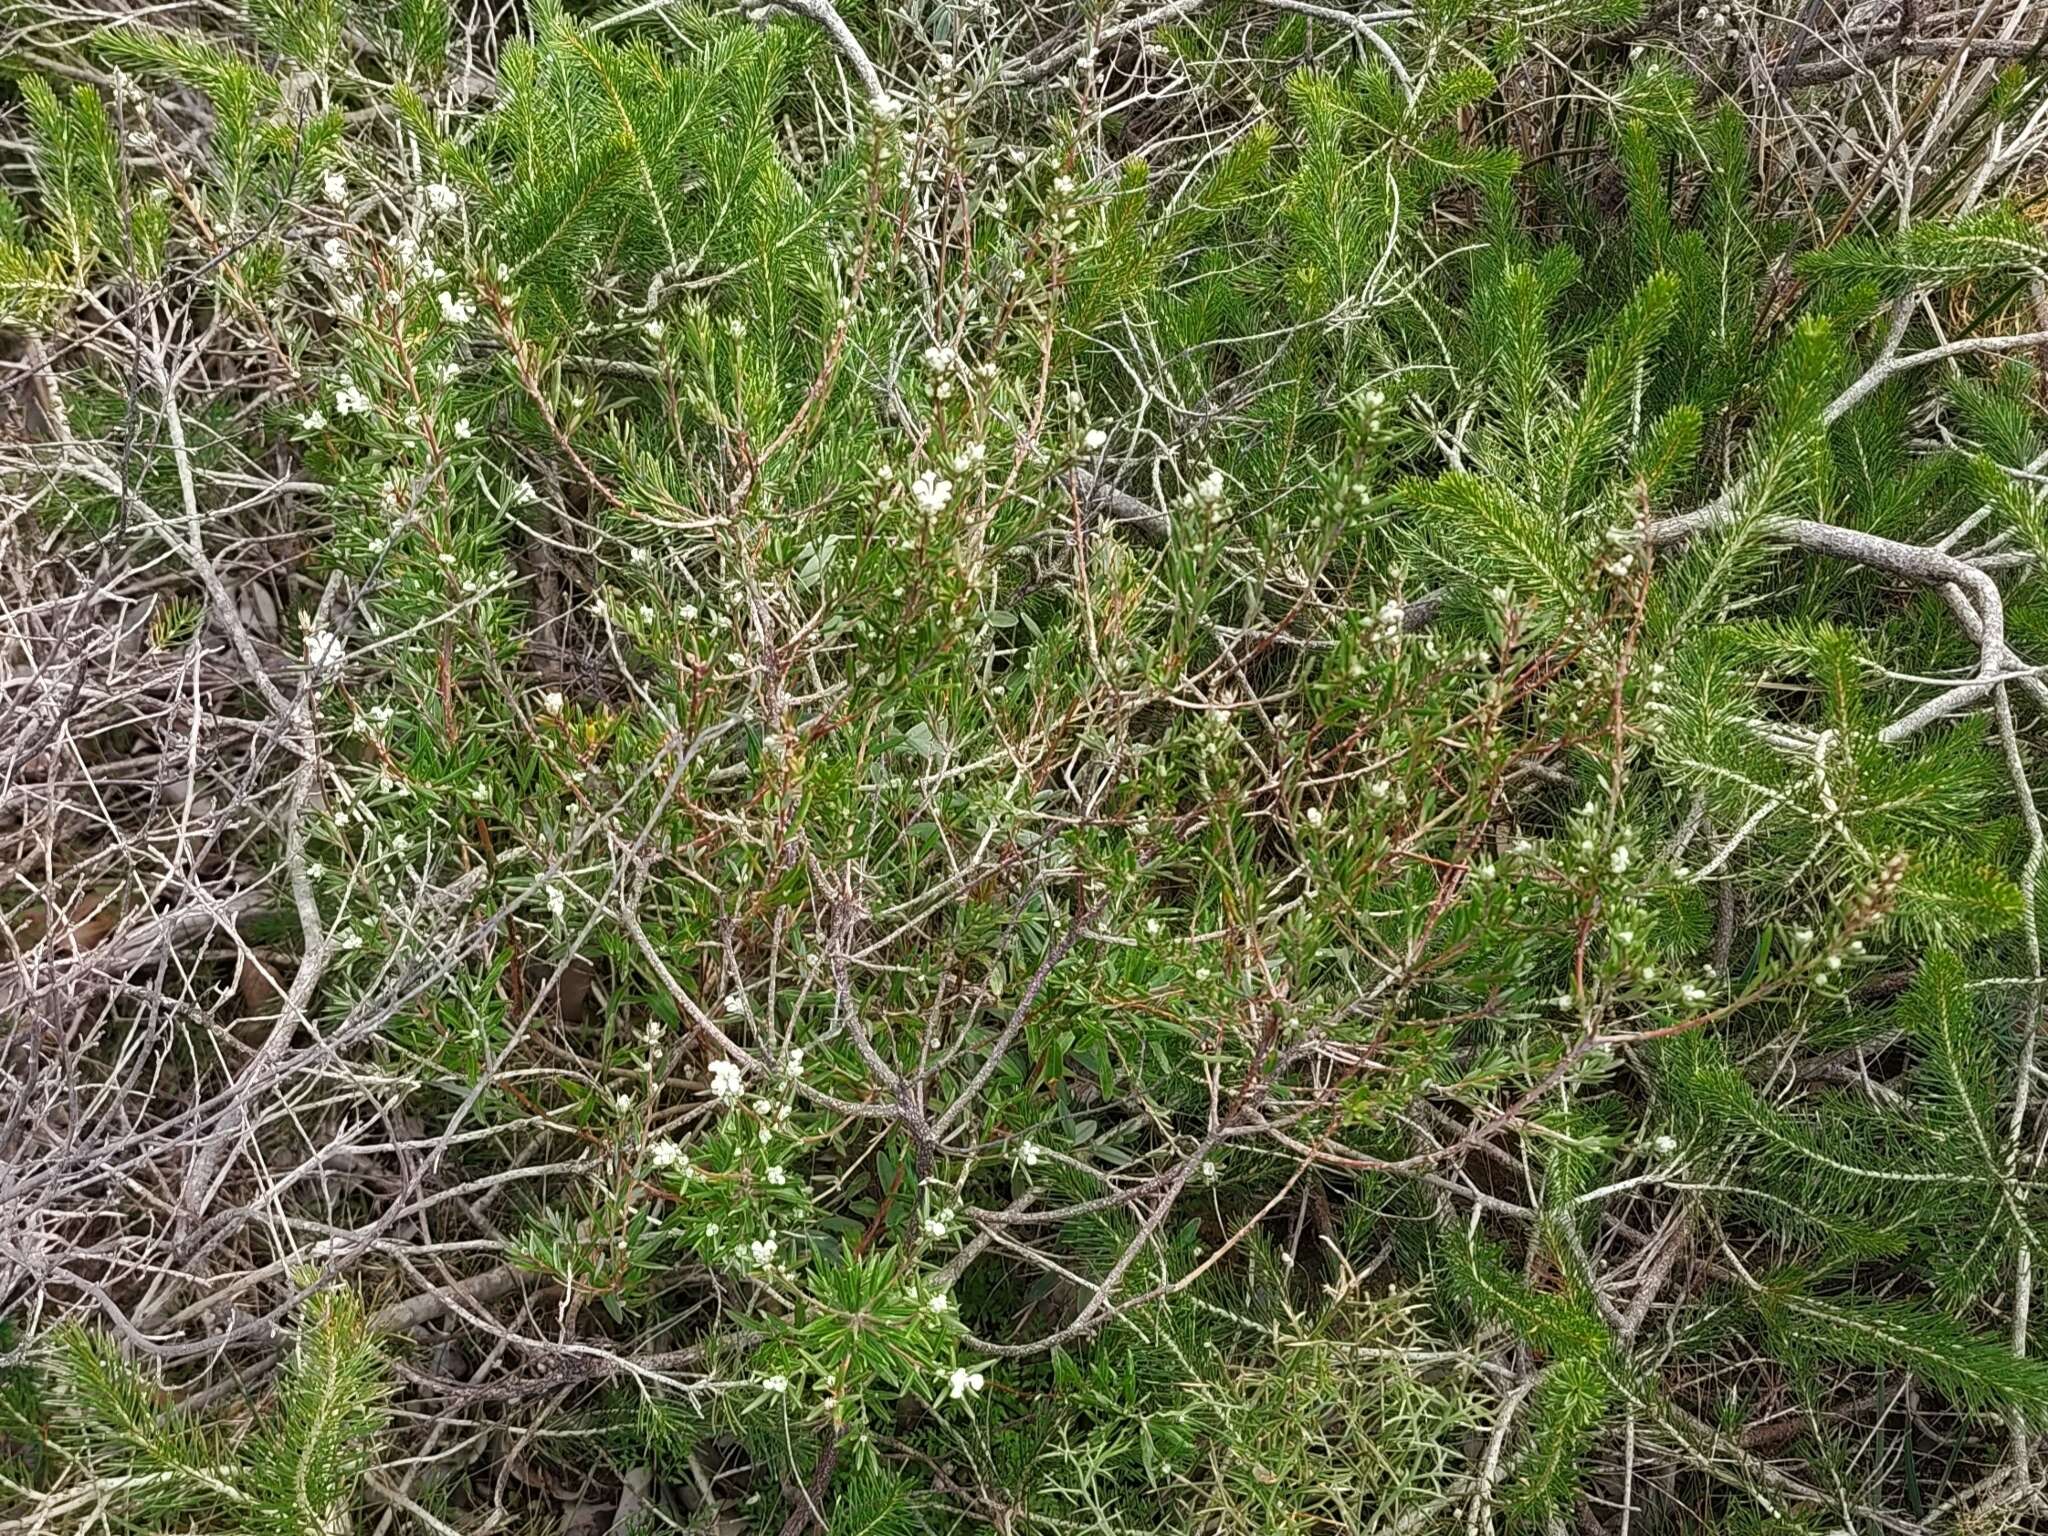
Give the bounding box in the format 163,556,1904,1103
6,1,2048,1530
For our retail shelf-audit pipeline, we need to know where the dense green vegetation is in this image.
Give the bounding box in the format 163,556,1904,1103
6,0,2048,1530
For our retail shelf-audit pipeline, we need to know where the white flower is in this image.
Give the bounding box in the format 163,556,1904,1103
452,417,473,440
761,1373,790,1394
1609,845,1631,874
1017,1138,1042,1168
437,290,474,324
423,180,460,213
923,1211,952,1239
947,1366,985,1400
1195,468,1226,505
541,690,564,715
709,1059,746,1101
513,477,538,505
300,408,328,431
705,1221,721,1238
927,1291,949,1314
872,93,904,122
1680,983,1707,1003
333,381,371,417
1793,927,1815,945
1201,1158,1219,1182
911,471,954,513
785,1047,805,1078
615,1090,634,1112
921,342,957,372
545,884,566,919
643,316,665,340
765,1165,787,1187
724,990,746,1015
1653,1134,1678,1155
322,168,348,205
306,630,345,669
321,236,347,268
1302,806,1324,828
749,1237,777,1267
1052,174,1076,195
649,1139,686,1170
1082,428,1108,451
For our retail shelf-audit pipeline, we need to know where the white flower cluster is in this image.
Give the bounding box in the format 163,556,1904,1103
947,1366,986,1400
393,233,447,285
1358,385,1390,438
1693,3,1739,37
305,629,345,670
333,378,372,417
1369,596,1407,645
709,1059,746,1101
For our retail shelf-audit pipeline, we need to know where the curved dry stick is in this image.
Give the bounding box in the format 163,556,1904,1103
745,0,896,113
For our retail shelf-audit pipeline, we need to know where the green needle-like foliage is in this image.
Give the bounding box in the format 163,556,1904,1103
8,1,2048,1531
